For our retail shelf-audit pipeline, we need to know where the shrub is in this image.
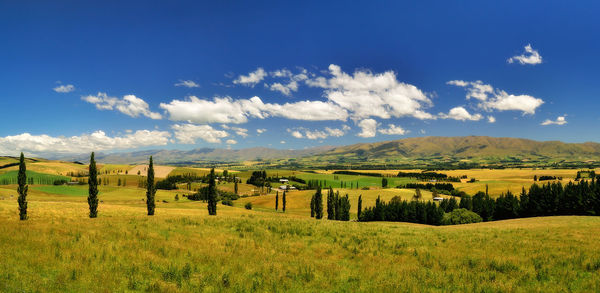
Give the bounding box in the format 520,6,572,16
245,202,252,210
442,208,482,225
222,199,233,206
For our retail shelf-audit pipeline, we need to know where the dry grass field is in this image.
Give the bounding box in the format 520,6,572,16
1,161,599,292
0,197,599,292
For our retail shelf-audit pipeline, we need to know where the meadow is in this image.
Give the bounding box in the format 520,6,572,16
1,160,599,292
1,199,599,292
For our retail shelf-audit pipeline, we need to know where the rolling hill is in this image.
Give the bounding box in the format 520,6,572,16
50,136,600,167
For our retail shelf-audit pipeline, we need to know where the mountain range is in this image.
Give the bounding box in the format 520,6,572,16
56,136,600,166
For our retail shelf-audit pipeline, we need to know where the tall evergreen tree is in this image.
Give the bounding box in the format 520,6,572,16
310,194,315,217
234,180,238,195
17,152,28,221
146,156,156,215
314,187,324,219
275,191,279,211
207,168,218,215
282,190,286,212
88,152,99,218
357,194,362,220
327,188,334,220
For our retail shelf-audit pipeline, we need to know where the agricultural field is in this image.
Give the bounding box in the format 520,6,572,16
1,160,599,292
1,198,599,292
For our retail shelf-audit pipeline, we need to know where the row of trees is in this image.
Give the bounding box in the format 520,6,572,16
360,178,600,225
308,187,351,221
275,190,286,212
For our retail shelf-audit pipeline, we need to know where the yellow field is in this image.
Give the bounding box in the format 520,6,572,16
0,196,599,292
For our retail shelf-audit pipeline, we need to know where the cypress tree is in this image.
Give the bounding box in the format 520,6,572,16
327,188,334,220
310,194,315,217
234,180,238,195
146,156,156,215
314,187,323,219
282,190,286,212
207,168,218,215
275,191,279,211
88,152,99,218
357,194,362,220
17,152,28,221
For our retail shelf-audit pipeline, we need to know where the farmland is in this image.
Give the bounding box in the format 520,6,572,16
1,158,599,291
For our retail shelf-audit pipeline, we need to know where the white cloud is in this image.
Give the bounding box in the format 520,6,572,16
289,130,304,138
267,68,308,96
233,68,267,86
0,130,170,156
447,80,492,101
171,124,229,144
160,96,348,124
439,106,483,121
307,64,435,120
508,44,542,65
448,81,544,114
256,128,266,134
541,116,567,126
221,125,248,137
175,80,200,88
487,116,496,123
53,84,75,93
280,140,286,144
357,119,377,138
226,139,237,145
288,125,350,140
82,92,162,119
378,124,407,135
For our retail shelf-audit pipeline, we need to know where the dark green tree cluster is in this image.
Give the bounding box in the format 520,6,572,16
381,177,388,188
311,187,324,219
359,196,445,225
207,168,218,215
282,190,286,212
146,156,156,216
326,188,350,221
17,153,28,221
88,152,99,218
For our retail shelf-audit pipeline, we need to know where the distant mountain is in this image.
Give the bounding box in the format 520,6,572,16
307,136,600,166
57,146,335,164
53,136,600,167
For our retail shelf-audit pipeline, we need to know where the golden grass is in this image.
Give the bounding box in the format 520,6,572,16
0,197,598,292
129,165,176,178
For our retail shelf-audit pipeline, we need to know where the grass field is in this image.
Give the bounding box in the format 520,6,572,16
0,198,599,292
0,170,70,185
1,162,599,291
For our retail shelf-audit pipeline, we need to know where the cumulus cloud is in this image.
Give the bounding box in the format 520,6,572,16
82,92,162,119
256,128,266,134
226,139,237,145
541,116,567,126
488,116,496,123
0,130,170,156
439,106,483,121
159,96,348,124
508,44,542,65
267,68,309,96
378,124,407,135
357,119,377,138
53,84,75,93
221,125,248,137
448,80,543,114
308,64,434,120
175,80,200,88
171,124,229,144
287,125,350,140
233,68,267,86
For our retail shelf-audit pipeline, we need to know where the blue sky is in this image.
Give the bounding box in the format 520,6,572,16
1,1,599,156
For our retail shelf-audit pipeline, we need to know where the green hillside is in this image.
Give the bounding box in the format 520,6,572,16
300,136,600,168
